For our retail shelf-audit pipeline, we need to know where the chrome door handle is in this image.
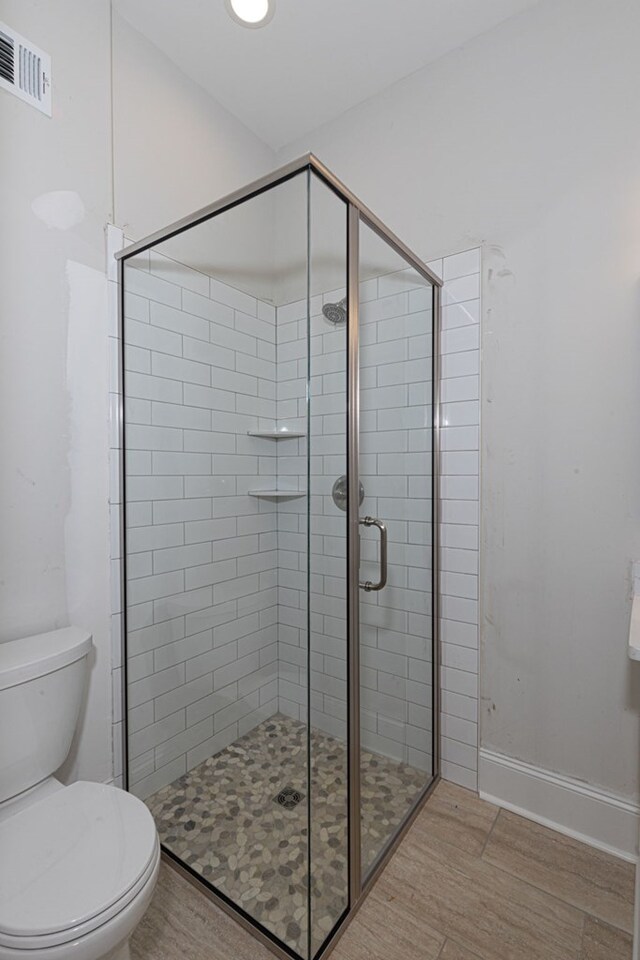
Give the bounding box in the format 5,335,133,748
359,517,388,592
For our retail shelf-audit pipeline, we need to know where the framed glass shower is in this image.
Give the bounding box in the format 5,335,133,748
116,155,442,960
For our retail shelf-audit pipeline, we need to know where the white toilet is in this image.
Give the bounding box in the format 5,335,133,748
0,627,160,960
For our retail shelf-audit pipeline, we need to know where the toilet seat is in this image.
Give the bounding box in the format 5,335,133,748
0,781,158,951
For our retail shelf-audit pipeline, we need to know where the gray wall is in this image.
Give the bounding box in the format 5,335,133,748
0,0,276,786
0,0,113,784
279,0,640,801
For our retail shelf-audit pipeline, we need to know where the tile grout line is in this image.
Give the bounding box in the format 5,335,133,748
477,803,501,859
578,908,587,960
435,939,447,959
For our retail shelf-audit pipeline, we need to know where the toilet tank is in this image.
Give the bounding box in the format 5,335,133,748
0,628,92,803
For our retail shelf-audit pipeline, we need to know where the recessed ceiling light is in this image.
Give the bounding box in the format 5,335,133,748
224,0,275,28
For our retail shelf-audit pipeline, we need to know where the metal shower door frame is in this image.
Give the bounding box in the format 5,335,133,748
344,193,442,919
115,153,442,960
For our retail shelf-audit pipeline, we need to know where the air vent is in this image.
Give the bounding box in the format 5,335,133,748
0,21,51,116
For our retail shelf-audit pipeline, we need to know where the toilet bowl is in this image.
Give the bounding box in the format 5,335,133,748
0,628,160,960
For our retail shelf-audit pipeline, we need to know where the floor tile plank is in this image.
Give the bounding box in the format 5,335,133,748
421,780,500,857
333,885,444,960
131,862,274,960
482,810,634,933
581,915,633,960
376,807,586,960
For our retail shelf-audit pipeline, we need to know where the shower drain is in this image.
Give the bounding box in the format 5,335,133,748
273,786,304,810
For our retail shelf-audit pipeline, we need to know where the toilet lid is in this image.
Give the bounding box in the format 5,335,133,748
0,781,158,938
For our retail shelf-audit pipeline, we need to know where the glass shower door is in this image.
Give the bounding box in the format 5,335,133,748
121,170,317,958
356,218,436,879
307,171,350,956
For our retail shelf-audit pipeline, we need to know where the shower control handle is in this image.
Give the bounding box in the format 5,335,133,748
359,517,388,592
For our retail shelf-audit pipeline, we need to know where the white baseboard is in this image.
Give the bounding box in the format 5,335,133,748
479,748,639,863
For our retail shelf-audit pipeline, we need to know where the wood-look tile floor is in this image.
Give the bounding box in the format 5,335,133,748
131,780,635,960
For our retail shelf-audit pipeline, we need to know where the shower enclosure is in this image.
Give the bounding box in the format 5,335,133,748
116,155,441,960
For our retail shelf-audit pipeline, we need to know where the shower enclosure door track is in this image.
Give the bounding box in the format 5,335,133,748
116,153,442,960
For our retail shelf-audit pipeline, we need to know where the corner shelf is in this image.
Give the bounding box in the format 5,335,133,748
247,430,306,440
248,489,306,500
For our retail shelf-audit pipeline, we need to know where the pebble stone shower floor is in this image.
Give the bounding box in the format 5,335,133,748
145,713,428,956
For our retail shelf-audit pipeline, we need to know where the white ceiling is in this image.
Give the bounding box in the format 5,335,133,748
114,0,542,150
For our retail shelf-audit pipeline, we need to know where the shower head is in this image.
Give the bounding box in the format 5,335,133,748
322,297,347,326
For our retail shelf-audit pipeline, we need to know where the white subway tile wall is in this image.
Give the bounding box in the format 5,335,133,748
438,248,480,790
270,293,349,743
108,233,480,796
252,249,480,789
273,271,434,776
359,261,435,774
115,245,281,799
